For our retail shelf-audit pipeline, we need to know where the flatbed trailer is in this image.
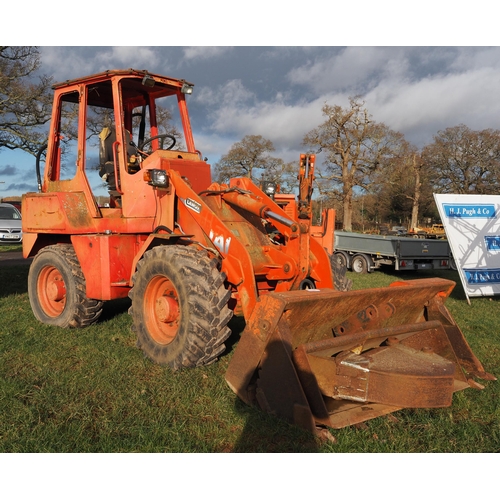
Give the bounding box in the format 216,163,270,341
333,231,453,273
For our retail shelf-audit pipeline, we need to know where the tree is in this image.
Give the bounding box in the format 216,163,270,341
214,135,284,185
408,154,422,230
423,124,500,194
360,139,441,232
0,46,53,155
377,147,436,229
153,105,183,147
303,97,404,231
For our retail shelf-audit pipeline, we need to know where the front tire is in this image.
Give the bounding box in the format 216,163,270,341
28,244,103,327
129,245,233,369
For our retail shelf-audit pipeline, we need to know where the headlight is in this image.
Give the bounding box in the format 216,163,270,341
143,169,169,188
262,181,277,199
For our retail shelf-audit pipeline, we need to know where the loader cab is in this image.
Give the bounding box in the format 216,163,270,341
41,69,211,217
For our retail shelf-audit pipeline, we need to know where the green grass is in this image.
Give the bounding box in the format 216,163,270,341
0,243,22,253
0,264,498,453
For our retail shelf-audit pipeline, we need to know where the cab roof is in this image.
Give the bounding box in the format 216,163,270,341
53,69,195,108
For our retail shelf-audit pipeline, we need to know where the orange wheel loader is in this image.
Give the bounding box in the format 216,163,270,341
22,69,495,433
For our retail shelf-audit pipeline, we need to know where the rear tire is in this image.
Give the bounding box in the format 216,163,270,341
129,245,233,369
351,254,369,274
450,256,457,271
28,244,103,327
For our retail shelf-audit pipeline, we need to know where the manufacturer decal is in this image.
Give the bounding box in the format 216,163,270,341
443,203,496,218
209,230,231,254
184,198,202,214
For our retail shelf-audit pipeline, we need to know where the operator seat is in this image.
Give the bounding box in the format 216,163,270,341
98,127,137,207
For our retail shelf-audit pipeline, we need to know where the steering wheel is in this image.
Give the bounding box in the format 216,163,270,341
141,134,176,151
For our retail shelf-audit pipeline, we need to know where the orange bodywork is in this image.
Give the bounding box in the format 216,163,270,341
311,208,336,255
22,71,332,315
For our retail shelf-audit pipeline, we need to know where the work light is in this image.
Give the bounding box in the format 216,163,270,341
144,169,169,188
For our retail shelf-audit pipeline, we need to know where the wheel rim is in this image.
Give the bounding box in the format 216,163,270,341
38,265,67,317
353,258,364,272
336,254,347,267
144,275,181,345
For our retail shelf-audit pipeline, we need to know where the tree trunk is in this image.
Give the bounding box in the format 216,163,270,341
410,155,421,231
343,187,353,231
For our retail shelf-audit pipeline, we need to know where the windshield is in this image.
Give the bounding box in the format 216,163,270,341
0,206,21,220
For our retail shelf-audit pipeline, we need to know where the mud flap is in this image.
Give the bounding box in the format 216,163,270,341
225,278,495,431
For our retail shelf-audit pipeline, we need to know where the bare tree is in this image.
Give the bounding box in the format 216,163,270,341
154,105,183,147
367,144,438,231
423,124,500,194
303,97,403,231
0,46,53,155
213,135,284,185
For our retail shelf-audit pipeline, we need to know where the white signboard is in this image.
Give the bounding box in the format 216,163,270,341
434,193,500,302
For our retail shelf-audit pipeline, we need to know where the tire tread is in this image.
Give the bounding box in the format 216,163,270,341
129,245,233,369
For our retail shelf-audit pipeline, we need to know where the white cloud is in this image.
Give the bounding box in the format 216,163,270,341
207,94,332,158
41,47,96,81
448,47,500,72
95,47,159,69
366,66,500,145
183,47,232,60
287,47,407,95
193,133,236,162
40,47,161,81
196,79,254,107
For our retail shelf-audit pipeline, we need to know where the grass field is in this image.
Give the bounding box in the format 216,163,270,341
0,243,24,253
0,246,498,453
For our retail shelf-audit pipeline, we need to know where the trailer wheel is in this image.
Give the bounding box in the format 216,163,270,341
351,254,369,274
129,245,233,369
28,244,103,327
333,251,349,269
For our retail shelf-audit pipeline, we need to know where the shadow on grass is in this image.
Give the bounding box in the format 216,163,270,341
0,263,132,321
231,399,319,452
0,264,29,298
221,319,321,452
100,297,132,322
215,316,320,452
219,315,246,361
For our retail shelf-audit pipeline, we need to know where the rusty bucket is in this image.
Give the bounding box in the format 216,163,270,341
225,278,495,432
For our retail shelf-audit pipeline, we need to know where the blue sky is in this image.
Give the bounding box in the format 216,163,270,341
2,8,499,199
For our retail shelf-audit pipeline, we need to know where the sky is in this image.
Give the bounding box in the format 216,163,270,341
2,8,500,199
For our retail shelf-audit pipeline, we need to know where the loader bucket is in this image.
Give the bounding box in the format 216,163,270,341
225,278,495,432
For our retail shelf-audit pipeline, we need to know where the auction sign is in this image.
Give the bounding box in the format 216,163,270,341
434,193,500,302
